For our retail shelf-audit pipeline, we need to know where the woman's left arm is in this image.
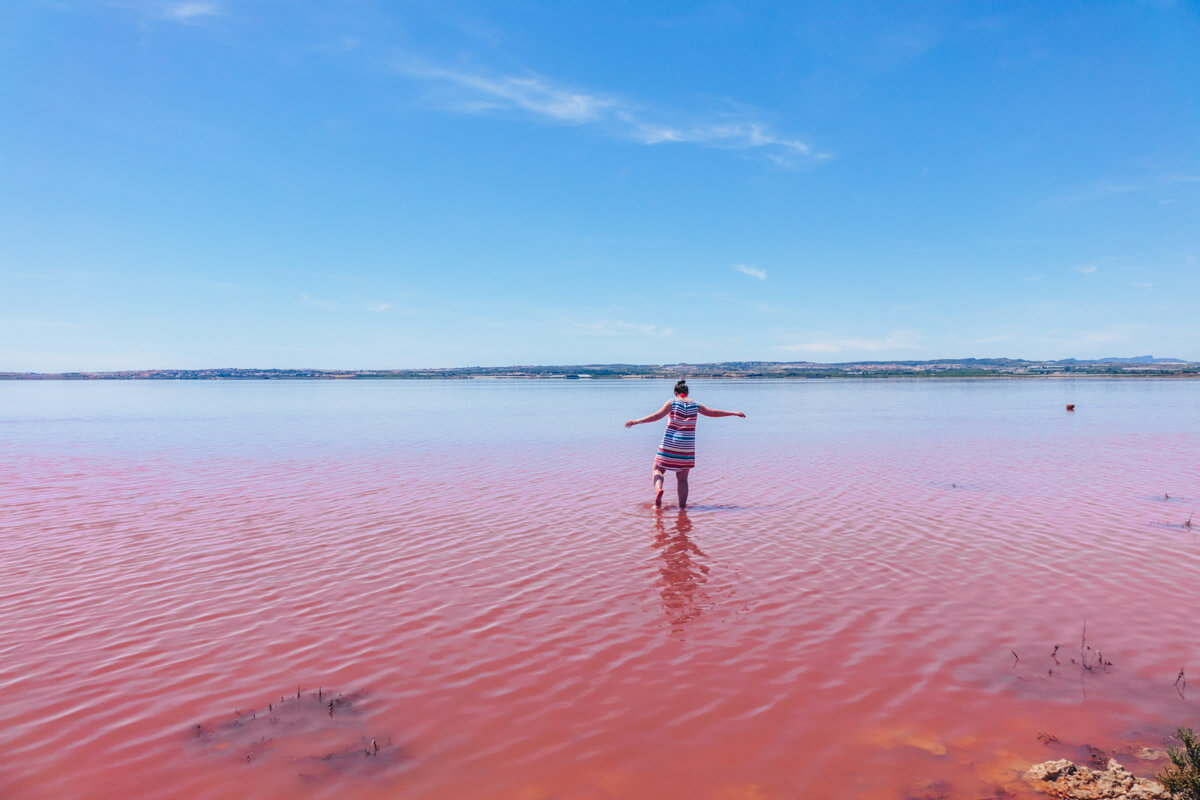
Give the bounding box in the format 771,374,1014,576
698,405,746,419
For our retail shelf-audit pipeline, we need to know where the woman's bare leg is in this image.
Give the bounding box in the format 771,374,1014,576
676,470,690,509
652,466,665,507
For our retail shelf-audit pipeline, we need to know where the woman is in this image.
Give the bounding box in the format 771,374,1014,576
624,379,745,508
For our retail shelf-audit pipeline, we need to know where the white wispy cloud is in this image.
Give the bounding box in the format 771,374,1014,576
167,2,220,21
565,318,673,337
622,114,813,156
407,65,613,123
397,60,821,162
1076,264,1099,275
366,301,392,312
733,263,767,280
778,330,922,354
103,1,222,24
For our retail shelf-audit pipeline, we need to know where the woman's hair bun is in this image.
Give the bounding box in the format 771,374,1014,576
674,379,689,395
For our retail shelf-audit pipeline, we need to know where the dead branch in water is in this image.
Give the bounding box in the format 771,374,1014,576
1070,621,1112,672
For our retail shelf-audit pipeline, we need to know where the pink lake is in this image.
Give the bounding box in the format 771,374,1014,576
1,378,1198,799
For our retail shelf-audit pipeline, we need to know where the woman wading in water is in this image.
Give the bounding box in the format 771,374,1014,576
625,380,745,508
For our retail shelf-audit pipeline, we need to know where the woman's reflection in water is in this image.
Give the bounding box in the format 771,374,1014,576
652,510,710,628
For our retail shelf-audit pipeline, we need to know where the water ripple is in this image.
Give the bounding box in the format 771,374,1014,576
2,379,1199,799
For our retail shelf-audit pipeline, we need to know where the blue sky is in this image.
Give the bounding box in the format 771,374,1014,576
2,1,1198,370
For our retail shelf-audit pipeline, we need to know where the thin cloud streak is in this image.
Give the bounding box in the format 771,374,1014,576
407,65,613,123
621,114,812,155
398,60,820,160
101,1,222,24
733,263,767,280
168,2,220,21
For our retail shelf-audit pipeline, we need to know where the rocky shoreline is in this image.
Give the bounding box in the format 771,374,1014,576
1025,758,1170,799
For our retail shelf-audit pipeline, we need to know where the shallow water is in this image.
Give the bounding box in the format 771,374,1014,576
1,378,1198,799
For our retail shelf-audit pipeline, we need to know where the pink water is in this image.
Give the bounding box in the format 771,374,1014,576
2,379,1198,799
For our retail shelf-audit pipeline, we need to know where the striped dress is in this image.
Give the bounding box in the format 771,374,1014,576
655,398,699,471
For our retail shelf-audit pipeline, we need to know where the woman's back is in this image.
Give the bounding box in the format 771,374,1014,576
657,398,698,472
666,397,698,431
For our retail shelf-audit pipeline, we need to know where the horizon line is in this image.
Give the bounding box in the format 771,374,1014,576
2,355,1197,377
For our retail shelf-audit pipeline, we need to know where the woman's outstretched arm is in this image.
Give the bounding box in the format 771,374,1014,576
697,405,746,419
625,401,672,428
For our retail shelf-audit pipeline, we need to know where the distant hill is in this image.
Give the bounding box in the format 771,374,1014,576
2,357,1197,380
1086,355,1186,364
1056,357,1185,367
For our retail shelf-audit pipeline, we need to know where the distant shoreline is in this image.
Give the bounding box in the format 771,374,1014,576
3,359,1198,381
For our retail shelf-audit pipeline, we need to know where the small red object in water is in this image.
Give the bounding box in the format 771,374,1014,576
1066,404,1075,411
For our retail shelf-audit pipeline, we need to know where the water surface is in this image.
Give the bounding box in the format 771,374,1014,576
1,378,1198,798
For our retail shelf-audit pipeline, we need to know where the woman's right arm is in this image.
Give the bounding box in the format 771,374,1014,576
697,405,745,419
625,401,672,428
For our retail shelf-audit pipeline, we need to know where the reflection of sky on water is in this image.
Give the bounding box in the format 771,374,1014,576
652,510,710,629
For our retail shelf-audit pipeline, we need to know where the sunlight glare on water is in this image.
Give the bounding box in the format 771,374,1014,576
1,378,1198,799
